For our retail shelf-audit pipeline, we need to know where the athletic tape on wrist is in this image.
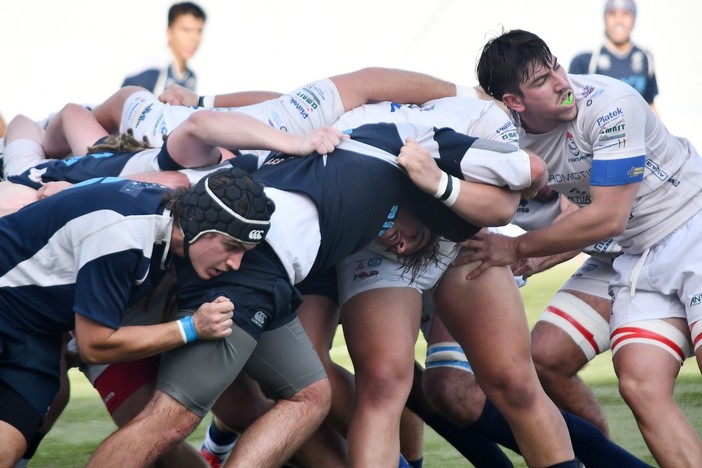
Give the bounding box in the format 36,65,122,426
434,171,449,199
197,96,215,107
178,316,199,343
443,176,461,207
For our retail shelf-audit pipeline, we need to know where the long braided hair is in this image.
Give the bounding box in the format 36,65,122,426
86,129,154,154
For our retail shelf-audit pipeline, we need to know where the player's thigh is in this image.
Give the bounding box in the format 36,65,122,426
244,317,327,400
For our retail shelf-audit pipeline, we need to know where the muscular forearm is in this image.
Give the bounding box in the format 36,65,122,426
451,183,520,227
189,110,302,154
75,319,186,365
515,204,626,259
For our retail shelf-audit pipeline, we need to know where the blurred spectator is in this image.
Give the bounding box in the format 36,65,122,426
569,0,658,112
121,2,206,94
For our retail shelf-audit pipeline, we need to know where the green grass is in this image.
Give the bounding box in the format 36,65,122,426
33,257,702,466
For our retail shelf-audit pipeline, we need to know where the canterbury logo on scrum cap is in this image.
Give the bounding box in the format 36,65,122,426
182,167,275,246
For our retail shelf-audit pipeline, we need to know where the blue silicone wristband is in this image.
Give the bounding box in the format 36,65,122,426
179,316,199,343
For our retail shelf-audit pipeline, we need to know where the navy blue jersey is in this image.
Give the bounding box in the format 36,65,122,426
569,44,658,104
0,178,174,334
8,148,167,190
122,64,197,94
177,122,483,330
248,122,481,275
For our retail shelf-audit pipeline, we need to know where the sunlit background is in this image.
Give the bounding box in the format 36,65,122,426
2,0,699,146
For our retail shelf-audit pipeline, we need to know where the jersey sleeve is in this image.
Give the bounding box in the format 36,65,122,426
587,93,647,187
72,216,158,329
74,250,144,329
402,124,532,190
465,103,519,146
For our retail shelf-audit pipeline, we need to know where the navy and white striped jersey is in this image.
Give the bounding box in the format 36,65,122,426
236,121,515,280
8,148,165,190
0,178,174,334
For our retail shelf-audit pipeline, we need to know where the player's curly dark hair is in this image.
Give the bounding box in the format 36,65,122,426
86,129,154,154
398,234,442,282
477,29,554,101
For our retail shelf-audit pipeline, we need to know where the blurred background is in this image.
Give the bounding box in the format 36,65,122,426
2,0,700,146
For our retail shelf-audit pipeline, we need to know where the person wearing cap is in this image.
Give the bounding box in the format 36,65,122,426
0,165,276,465
0,99,350,460
569,0,659,112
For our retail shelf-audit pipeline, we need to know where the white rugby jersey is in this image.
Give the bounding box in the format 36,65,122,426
333,96,518,147
137,78,347,157
518,74,702,254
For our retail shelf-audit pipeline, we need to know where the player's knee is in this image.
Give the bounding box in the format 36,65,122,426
356,361,414,401
479,370,540,412
146,391,202,441
290,378,332,419
531,331,582,383
423,367,484,423
616,367,673,414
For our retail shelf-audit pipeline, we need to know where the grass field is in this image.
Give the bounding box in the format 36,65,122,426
33,257,701,467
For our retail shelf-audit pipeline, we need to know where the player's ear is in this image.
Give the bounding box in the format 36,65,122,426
502,93,524,113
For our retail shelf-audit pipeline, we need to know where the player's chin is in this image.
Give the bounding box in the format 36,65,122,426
197,268,219,280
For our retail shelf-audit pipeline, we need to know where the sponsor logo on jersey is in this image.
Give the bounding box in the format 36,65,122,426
565,132,593,162
596,108,623,127
565,187,592,205
690,293,702,307
599,123,626,143
378,205,399,237
627,165,644,179
548,169,591,185
354,258,382,269
645,159,668,181
496,121,513,134
103,391,116,405
390,102,403,112
353,270,379,282
566,132,581,157
136,103,153,128
252,310,267,328
295,90,320,111
288,97,309,119
305,83,327,102
266,111,287,132
581,85,596,99
263,155,293,166
516,199,530,213
588,238,622,255
501,130,519,142
583,87,604,106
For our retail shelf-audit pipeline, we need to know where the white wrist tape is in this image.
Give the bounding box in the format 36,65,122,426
434,171,449,199
443,176,461,207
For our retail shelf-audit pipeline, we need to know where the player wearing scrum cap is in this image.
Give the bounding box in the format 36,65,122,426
88,116,529,467
0,166,274,465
